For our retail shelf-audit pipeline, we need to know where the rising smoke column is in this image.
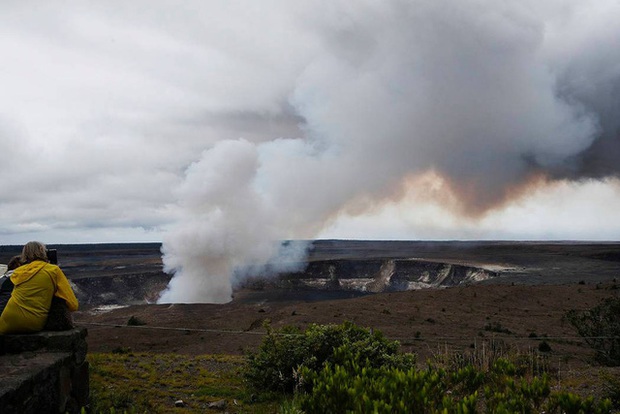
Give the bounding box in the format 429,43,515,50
160,0,620,303
158,139,313,303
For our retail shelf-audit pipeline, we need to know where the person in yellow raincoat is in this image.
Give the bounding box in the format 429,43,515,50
0,241,78,334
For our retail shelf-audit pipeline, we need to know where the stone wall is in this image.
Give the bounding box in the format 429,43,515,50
0,328,89,414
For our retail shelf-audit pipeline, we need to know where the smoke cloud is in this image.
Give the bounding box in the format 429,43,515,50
159,0,620,303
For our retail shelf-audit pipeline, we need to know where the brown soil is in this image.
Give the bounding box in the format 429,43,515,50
75,281,620,398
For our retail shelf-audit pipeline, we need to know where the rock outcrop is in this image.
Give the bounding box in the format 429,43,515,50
239,258,499,293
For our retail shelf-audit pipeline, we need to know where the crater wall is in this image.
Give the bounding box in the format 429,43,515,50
3,241,620,307
239,258,499,293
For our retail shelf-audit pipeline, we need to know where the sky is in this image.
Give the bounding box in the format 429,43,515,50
1,1,620,302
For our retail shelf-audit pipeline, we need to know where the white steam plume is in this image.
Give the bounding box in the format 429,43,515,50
158,139,313,303
160,0,620,303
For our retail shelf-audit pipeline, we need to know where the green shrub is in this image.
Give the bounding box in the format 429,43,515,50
127,316,146,326
299,346,460,414
246,322,614,413
566,297,620,366
433,338,540,375
244,321,416,393
601,370,620,409
298,351,611,414
484,321,513,334
546,392,612,414
243,324,306,393
538,340,552,353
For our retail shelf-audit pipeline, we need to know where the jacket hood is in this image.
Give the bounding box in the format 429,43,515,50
10,260,48,285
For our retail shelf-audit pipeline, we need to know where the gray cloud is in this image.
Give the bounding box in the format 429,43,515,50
158,1,620,302
0,1,619,301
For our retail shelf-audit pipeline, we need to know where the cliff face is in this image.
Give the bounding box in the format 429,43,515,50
5,241,615,308
70,272,171,306
238,258,498,293
69,258,496,307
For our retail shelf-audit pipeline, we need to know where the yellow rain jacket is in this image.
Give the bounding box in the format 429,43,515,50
0,260,78,334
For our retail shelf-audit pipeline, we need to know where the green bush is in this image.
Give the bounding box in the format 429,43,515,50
601,370,620,409
126,316,146,326
246,322,614,412
484,321,513,334
538,340,552,353
298,352,612,414
546,393,612,414
566,297,620,366
299,346,460,414
243,321,416,393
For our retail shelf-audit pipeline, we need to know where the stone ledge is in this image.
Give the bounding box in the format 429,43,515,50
0,352,72,401
0,328,87,360
0,328,89,414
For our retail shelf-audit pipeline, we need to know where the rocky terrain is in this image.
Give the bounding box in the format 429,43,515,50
3,240,619,307
2,241,619,377
240,257,499,294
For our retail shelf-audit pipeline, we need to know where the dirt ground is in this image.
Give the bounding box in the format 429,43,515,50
75,281,620,397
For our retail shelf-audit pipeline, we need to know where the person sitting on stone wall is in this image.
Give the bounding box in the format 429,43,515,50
0,241,78,334
0,255,21,315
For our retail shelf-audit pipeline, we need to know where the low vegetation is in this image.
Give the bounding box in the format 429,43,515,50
244,321,614,413
297,350,612,413
87,352,278,413
87,317,618,413
243,320,416,394
566,296,620,366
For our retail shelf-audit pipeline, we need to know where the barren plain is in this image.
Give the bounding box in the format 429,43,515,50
1,240,619,397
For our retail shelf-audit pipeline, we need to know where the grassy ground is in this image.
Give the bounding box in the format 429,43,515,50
88,351,280,413
87,349,619,414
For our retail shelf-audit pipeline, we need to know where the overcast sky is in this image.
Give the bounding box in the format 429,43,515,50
2,0,620,250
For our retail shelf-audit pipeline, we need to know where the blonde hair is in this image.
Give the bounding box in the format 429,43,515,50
21,241,48,264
